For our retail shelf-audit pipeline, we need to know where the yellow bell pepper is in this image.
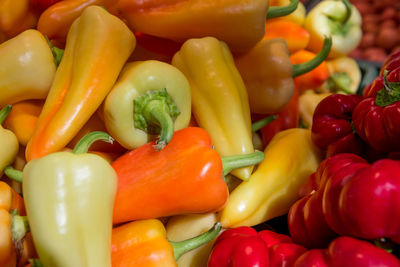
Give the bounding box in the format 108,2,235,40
103,60,191,150
304,0,362,58
172,36,254,181
0,29,56,107
0,106,19,176
25,6,135,161
299,91,332,128
220,128,322,228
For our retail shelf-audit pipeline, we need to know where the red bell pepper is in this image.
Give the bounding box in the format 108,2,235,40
207,226,306,267
288,153,400,248
294,236,400,267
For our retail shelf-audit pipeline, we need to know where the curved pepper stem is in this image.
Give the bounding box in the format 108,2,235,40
0,105,12,125
4,166,23,183
375,70,400,107
252,115,278,132
221,150,265,177
342,0,353,25
292,36,332,77
72,131,114,154
134,88,180,151
266,0,299,19
170,222,221,261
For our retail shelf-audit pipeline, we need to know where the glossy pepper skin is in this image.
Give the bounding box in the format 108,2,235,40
289,153,400,248
22,132,117,267
104,60,191,151
208,227,306,267
294,236,400,267
0,106,19,176
172,37,254,181
117,0,269,53
25,6,135,161
220,128,321,228
0,29,56,107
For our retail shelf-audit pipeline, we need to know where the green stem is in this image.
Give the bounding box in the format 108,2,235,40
170,222,221,261
327,72,353,94
10,209,30,250
45,36,64,67
72,131,114,154
221,150,265,177
266,0,299,19
0,105,12,125
292,36,332,77
252,115,278,132
4,166,23,183
342,0,352,25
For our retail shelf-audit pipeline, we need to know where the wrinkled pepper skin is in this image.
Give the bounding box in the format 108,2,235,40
25,6,135,161
103,60,191,150
294,236,400,267
112,127,229,225
37,0,116,47
172,37,254,181
0,29,56,107
220,128,321,228
117,0,269,53
208,227,306,267
289,153,400,248
235,38,294,114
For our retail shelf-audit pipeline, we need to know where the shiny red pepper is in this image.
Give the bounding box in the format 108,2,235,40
294,236,400,267
207,227,306,267
288,153,400,248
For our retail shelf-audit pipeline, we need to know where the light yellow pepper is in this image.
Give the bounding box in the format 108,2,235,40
0,29,56,107
220,128,322,228
299,91,332,128
0,106,18,176
172,36,254,181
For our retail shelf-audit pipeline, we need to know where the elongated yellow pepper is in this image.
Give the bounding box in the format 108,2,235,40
220,128,322,228
172,37,254,181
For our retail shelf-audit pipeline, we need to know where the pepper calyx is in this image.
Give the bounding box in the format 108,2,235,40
375,70,400,107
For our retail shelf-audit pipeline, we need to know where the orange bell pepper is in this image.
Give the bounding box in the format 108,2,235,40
263,20,310,53
36,0,117,47
290,49,330,93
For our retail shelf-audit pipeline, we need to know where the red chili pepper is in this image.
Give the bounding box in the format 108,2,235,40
207,226,306,267
288,153,400,248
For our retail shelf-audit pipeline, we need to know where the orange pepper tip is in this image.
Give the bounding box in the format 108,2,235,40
266,0,299,19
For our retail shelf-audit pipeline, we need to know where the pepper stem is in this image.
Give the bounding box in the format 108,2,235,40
0,105,12,125
10,210,30,251
342,0,352,25
221,150,265,177
4,166,23,183
134,89,180,151
266,0,299,19
169,222,221,261
292,36,332,77
252,115,278,132
72,131,114,154
45,36,64,67
327,72,353,94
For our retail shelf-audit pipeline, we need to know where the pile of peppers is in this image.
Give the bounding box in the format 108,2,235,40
1,0,400,266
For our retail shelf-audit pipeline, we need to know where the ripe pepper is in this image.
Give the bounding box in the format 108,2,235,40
103,60,191,151
36,0,117,47
324,56,362,94
207,226,306,267
112,219,221,267
304,0,362,58
220,128,322,228
0,29,56,107
25,6,136,161
234,36,331,114
298,91,331,128
288,153,400,248
20,131,117,266
0,106,19,176
112,127,264,225
171,37,255,180
294,236,400,267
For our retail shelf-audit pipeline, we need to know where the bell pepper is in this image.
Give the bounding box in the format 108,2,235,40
294,236,400,267
112,126,264,224
208,226,306,267
25,6,136,161
0,29,56,107
37,0,117,47
380,49,400,76
298,91,331,128
269,0,306,26
18,131,117,267
171,36,254,180
304,0,362,59
220,128,322,228
112,219,221,267
3,100,43,147
289,153,400,248
29,0,62,11
0,106,19,176
234,36,331,114
166,213,218,267
104,60,191,151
